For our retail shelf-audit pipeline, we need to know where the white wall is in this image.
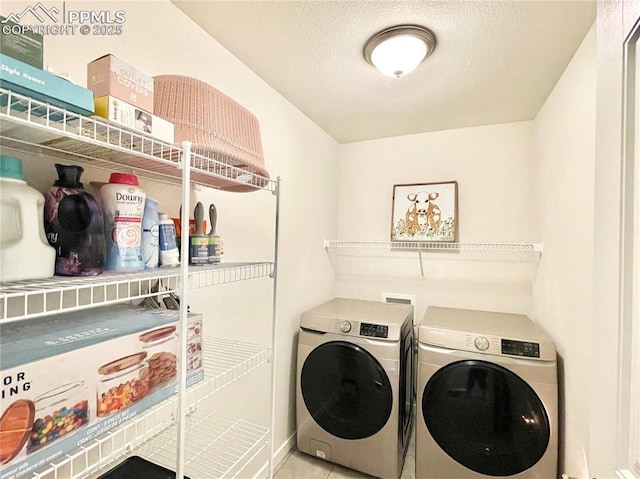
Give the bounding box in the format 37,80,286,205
532,25,596,478
1,0,339,470
335,121,538,320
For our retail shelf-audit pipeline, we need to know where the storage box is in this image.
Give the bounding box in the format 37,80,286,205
0,54,94,116
0,306,204,479
0,16,43,69
88,54,153,113
94,96,174,144
186,315,203,385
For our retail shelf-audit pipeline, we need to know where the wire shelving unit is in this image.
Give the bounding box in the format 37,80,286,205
0,87,279,479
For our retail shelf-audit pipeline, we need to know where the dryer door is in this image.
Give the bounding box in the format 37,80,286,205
301,341,393,440
422,360,550,476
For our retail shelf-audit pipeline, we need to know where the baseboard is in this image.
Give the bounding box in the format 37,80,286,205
252,433,297,479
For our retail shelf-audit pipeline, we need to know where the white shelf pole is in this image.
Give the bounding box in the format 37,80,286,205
176,140,192,479
268,177,282,479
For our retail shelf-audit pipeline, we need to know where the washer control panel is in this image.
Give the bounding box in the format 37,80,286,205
360,323,389,338
501,339,540,358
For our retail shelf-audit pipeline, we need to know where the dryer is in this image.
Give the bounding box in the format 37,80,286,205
416,307,557,479
296,298,414,479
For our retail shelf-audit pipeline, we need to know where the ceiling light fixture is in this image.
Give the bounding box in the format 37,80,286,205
364,25,436,78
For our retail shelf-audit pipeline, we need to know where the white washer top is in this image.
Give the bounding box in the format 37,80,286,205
419,306,556,361
300,298,413,341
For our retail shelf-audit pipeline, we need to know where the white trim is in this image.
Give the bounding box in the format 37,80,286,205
253,433,297,479
621,14,640,475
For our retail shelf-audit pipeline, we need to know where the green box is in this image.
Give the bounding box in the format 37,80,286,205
0,16,43,69
0,53,94,115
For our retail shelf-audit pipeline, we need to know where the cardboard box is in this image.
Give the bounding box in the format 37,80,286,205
0,54,94,116
186,315,203,385
0,16,43,69
94,96,174,144
0,306,204,479
87,54,153,113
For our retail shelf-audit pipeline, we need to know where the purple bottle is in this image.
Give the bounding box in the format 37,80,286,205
44,164,105,276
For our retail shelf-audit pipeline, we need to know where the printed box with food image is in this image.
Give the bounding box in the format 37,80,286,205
0,306,203,479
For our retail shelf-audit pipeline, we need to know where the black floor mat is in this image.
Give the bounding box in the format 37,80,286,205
97,456,191,479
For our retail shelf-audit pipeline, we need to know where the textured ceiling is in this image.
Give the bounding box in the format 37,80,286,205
172,1,596,144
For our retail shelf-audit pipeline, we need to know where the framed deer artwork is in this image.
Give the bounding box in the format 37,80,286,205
391,181,458,242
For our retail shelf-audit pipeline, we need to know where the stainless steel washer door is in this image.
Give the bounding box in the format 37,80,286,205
300,341,393,440
422,360,550,476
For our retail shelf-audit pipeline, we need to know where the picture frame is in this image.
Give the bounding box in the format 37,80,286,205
391,181,458,242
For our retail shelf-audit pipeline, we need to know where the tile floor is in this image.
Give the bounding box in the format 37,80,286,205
274,430,416,479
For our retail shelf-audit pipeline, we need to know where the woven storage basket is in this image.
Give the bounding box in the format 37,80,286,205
153,75,269,192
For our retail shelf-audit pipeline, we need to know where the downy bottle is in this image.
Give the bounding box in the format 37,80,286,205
101,173,146,271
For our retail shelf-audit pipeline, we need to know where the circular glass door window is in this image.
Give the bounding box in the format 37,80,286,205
422,360,550,476
301,341,392,440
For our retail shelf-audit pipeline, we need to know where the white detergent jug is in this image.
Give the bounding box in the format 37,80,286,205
0,156,55,282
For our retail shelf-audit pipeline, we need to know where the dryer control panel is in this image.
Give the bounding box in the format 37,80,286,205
420,328,554,360
360,323,389,338
328,319,401,340
501,339,540,358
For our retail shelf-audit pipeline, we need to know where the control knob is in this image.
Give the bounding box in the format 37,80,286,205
340,321,352,333
474,336,490,351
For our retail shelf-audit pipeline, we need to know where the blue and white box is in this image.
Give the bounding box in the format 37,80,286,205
0,305,203,479
0,53,94,115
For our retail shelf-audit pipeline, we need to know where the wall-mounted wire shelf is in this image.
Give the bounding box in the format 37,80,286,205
0,262,274,322
324,240,543,279
324,240,543,255
0,88,276,192
30,337,270,479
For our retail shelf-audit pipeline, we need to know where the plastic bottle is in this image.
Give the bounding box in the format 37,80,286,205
142,197,160,269
44,164,105,276
101,173,146,271
0,156,55,282
189,202,209,266
207,203,221,264
158,213,179,267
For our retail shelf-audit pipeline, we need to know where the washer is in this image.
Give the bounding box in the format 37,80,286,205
296,298,414,479
416,307,558,479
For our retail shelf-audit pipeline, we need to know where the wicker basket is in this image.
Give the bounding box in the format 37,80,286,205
153,75,269,192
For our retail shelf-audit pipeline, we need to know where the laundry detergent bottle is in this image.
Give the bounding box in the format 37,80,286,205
101,173,146,271
0,156,55,282
44,164,105,276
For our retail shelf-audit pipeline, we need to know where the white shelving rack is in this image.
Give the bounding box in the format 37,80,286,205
0,87,280,479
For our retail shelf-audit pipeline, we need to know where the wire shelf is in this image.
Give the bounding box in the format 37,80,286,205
188,262,274,289
324,239,543,254
0,262,274,322
325,239,542,262
28,337,270,479
0,88,276,192
324,240,542,279
131,411,269,479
